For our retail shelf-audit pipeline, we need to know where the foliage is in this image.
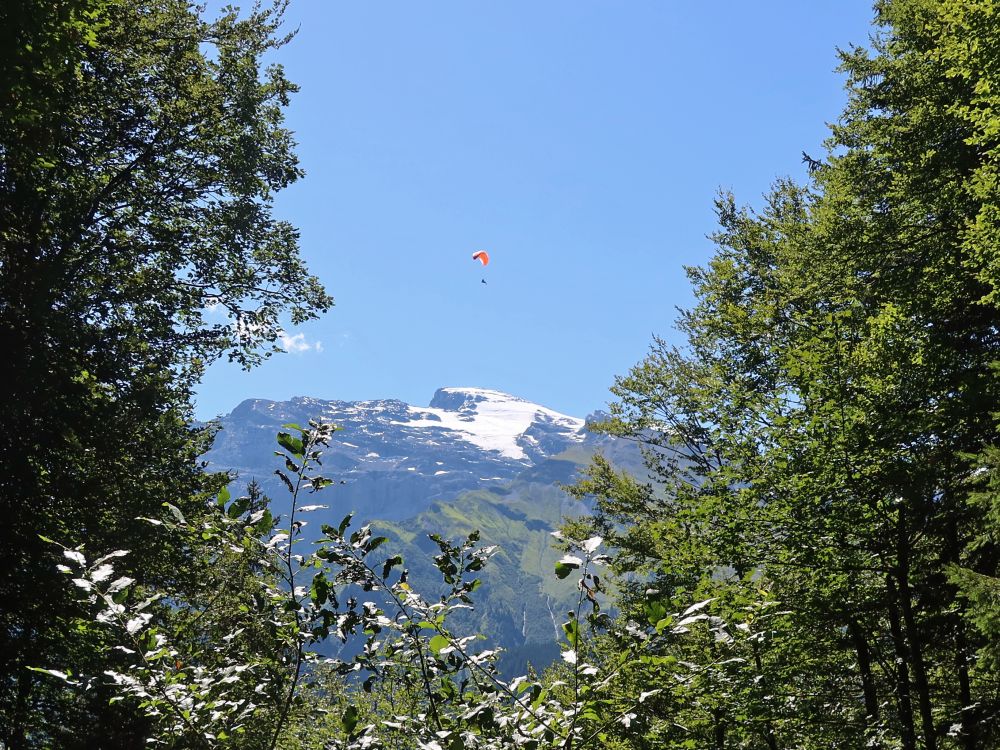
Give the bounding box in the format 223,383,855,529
14,0,1000,748
565,1,1000,748
44,423,713,749
0,0,330,745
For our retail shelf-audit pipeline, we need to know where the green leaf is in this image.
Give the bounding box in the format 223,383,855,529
163,503,186,525
529,684,546,708
274,470,294,494
366,536,388,554
562,617,580,648
429,635,450,655
555,561,577,580
254,509,274,534
341,705,359,734
382,555,403,579
644,600,667,625
227,495,251,519
311,574,329,605
27,667,76,684
277,431,304,457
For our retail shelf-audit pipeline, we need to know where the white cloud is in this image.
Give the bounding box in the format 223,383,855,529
279,331,322,354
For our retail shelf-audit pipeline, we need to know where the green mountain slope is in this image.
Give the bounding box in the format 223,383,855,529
374,457,589,651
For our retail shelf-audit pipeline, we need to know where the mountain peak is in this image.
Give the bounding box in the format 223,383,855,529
413,387,584,461
429,387,524,411
206,388,590,518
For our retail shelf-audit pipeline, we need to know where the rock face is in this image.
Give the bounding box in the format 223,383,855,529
203,387,592,521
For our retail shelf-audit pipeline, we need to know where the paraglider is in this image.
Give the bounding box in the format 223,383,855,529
472,250,489,285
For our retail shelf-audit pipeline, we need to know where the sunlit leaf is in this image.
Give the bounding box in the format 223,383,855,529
429,635,449,655
63,549,85,566
682,598,716,617
163,503,185,525
581,536,603,553
90,564,114,583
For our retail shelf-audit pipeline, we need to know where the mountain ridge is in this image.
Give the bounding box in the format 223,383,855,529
204,387,601,521
202,387,639,653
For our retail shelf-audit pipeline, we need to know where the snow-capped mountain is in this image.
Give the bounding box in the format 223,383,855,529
204,387,595,520
203,387,638,657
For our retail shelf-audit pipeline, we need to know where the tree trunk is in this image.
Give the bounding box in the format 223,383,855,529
751,640,779,750
846,616,880,727
7,664,33,750
945,496,976,750
953,615,975,750
895,511,937,750
887,574,917,750
713,708,726,750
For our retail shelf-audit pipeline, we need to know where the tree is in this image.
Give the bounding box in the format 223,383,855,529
571,1,1000,747
55,422,638,750
0,0,331,745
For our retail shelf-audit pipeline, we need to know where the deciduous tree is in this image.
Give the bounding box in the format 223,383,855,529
571,1,1000,747
0,1,330,745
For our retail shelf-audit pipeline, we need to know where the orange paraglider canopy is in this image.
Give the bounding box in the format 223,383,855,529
472,250,490,266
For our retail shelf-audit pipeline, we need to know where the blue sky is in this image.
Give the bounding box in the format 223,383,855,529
195,1,877,421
